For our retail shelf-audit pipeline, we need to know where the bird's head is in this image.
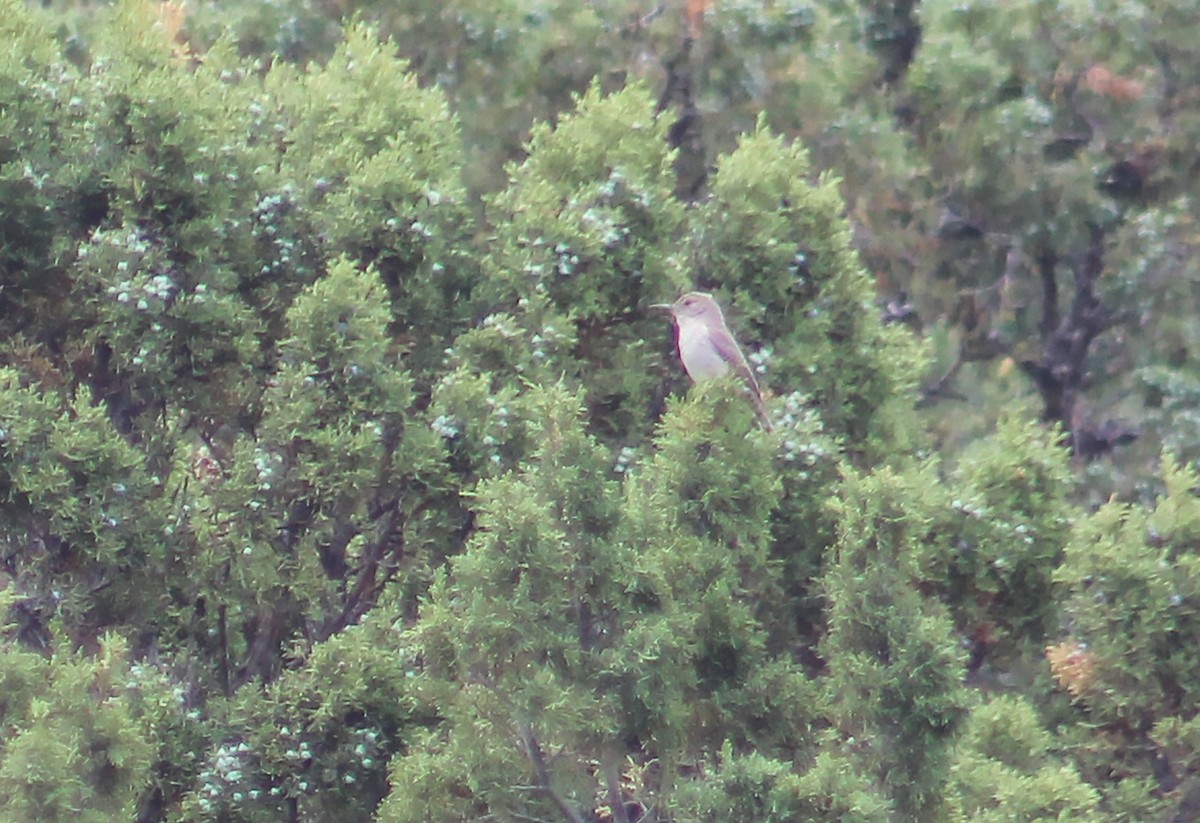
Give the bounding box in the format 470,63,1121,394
651,291,724,324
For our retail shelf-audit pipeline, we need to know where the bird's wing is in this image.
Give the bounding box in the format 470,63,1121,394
709,326,762,393
710,326,773,431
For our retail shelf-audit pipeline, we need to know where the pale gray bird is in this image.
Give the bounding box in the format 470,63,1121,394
654,292,773,431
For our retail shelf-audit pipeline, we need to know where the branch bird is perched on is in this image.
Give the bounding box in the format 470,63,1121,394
654,292,773,431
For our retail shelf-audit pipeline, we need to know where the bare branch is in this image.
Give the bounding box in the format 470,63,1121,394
1021,225,1119,439
604,755,632,823
516,721,587,823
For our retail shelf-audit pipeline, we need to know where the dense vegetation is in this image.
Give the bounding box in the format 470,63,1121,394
4,0,1200,820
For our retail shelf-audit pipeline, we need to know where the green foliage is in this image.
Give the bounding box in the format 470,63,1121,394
0,632,153,823
389,384,628,821
892,0,1200,496
824,465,972,819
951,695,1102,821
1059,454,1200,724
162,256,451,705
396,380,838,820
75,0,1200,500
485,82,685,318
698,126,928,454
932,412,1076,646
0,368,169,628
267,24,478,372
9,0,1199,819
475,82,687,439
908,0,1107,258
669,743,891,822
1005,451,1200,815
172,616,424,822
0,2,78,301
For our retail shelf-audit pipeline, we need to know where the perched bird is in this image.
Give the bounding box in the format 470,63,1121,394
654,292,773,431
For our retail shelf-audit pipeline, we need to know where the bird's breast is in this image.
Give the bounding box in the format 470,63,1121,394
677,321,730,381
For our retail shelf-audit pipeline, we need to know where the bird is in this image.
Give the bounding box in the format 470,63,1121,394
654,292,773,431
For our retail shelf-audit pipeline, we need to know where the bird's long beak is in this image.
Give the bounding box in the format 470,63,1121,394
648,303,673,312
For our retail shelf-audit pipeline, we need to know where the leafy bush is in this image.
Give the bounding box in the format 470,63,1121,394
5,0,1199,820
